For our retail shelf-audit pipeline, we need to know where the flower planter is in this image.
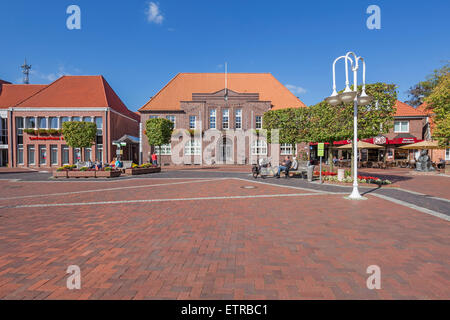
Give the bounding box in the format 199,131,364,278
53,170,68,178
124,167,161,175
95,170,122,178
68,170,96,178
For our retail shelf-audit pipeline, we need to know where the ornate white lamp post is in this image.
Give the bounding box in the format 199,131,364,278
325,52,373,199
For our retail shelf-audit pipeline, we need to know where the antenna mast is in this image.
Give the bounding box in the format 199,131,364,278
21,59,32,84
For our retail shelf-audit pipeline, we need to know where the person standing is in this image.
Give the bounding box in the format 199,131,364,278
151,152,158,166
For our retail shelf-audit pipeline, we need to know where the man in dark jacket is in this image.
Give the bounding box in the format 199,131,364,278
275,156,292,178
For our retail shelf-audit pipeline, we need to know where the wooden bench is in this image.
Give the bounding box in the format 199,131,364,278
288,160,312,178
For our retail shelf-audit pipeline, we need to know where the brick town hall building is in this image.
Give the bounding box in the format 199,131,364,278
0,76,140,168
138,73,307,165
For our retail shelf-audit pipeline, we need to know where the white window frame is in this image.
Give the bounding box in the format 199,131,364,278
62,145,70,165
84,147,92,161
49,117,59,129
39,145,47,165
209,109,216,129
251,140,268,155
255,115,262,129
184,139,201,156
17,145,24,165
222,109,229,129
394,120,409,133
189,115,196,129
166,115,176,128
235,109,242,129
50,145,58,165
280,143,294,155
446,148,450,161
155,143,172,155
28,145,35,165
95,145,103,163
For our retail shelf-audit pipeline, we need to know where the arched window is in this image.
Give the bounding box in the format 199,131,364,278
185,140,201,155
251,140,267,155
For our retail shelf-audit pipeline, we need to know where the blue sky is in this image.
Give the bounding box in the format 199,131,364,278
0,0,449,111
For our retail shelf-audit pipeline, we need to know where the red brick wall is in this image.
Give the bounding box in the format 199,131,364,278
8,109,139,168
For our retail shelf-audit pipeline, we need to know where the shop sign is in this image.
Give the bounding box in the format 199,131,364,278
374,136,386,144
318,143,324,157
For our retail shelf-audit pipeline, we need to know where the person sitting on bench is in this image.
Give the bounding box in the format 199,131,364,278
275,156,292,178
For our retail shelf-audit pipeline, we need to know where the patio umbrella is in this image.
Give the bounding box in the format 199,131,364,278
399,140,440,150
336,141,383,149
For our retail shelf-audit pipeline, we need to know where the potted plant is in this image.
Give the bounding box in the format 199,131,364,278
54,167,68,178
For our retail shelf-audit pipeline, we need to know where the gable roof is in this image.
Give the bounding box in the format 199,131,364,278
0,79,11,85
13,76,139,121
394,100,427,117
139,73,307,111
0,84,47,109
417,102,432,114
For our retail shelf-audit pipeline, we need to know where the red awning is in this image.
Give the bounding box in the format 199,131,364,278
387,137,422,145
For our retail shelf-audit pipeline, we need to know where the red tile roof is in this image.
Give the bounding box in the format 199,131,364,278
0,84,47,109
13,76,139,121
139,73,307,111
417,102,432,114
0,79,11,85
394,100,427,117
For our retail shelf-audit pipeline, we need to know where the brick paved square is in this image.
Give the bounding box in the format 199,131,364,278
0,175,449,299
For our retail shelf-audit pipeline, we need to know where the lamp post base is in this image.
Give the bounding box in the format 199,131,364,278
346,185,367,200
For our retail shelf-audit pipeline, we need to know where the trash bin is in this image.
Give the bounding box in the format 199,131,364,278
307,165,314,182
337,168,345,181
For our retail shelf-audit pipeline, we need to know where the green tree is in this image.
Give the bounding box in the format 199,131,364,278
308,82,397,171
263,108,310,146
62,122,97,162
425,70,450,147
145,118,174,165
406,63,449,107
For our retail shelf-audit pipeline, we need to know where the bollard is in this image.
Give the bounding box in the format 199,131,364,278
338,168,345,181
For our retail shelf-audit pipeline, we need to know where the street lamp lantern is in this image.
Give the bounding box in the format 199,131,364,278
357,90,373,105
339,87,357,103
326,51,373,200
325,89,340,106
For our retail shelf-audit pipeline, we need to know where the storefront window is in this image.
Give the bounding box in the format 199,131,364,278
394,148,409,160
96,145,103,163
50,145,58,165
62,145,69,165
39,145,47,164
74,148,81,163
84,148,92,161
28,145,35,165
17,146,24,165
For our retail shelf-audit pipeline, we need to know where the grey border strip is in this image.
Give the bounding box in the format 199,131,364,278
2,192,331,209
371,193,450,222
